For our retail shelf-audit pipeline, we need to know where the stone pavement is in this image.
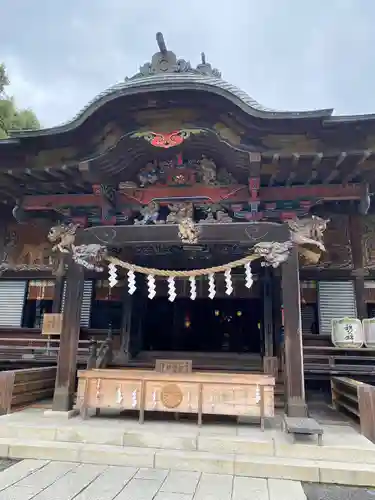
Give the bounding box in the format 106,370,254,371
0,459,309,500
2,459,375,499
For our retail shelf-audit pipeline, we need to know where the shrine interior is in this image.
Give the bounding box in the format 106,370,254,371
141,296,263,354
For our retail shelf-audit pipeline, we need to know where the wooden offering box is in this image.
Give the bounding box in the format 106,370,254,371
77,369,275,427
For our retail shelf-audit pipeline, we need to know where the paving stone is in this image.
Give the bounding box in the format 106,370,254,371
4,461,78,499
14,461,77,487
194,472,233,500
155,493,193,500
0,460,49,491
268,479,307,500
78,443,155,467
318,461,375,487
115,478,163,500
8,439,81,462
123,431,197,451
73,465,138,500
0,424,57,442
135,467,169,481
161,470,201,494
232,476,268,500
31,463,107,500
234,455,319,482
155,450,234,475
198,435,273,455
56,426,124,446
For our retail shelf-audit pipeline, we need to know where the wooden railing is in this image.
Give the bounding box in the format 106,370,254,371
0,337,103,364
331,376,375,443
0,366,57,414
304,346,375,375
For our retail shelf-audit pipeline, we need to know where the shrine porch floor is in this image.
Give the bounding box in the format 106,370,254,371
0,403,375,487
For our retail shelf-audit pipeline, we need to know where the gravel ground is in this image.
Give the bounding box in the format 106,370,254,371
0,458,18,472
304,483,375,500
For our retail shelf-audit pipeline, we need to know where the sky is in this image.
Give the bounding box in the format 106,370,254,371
1,0,375,128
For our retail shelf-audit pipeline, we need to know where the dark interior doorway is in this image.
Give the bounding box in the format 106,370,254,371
142,297,263,353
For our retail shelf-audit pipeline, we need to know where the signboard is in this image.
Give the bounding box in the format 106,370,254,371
42,313,63,336
155,359,192,374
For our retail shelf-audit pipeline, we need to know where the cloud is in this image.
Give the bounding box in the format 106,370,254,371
1,0,375,127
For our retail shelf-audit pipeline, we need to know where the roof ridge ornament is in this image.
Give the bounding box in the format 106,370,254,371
127,32,221,80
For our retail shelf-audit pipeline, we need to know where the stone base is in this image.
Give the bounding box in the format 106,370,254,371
286,398,308,418
44,409,79,419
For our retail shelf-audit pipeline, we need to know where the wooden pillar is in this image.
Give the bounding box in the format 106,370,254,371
52,274,64,313
349,215,367,320
118,290,133,363
263,268,273,357
281,246,307,417
52,260,84,412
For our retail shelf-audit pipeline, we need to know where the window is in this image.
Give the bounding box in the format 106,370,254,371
22,280,54,328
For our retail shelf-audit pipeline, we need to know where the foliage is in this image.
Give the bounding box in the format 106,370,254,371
0,63,40,139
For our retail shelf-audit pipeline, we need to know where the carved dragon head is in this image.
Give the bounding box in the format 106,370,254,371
47,223,79,243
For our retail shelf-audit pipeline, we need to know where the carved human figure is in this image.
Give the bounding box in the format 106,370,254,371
198,156,217,185
138,162,159,187
134,201,161,225
166,202,194,224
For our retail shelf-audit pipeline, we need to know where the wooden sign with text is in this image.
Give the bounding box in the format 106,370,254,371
42,313,63,336
155,359,192,374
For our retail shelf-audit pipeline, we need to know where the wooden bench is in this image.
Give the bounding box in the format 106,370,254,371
282,416,323,445
0,366,56,414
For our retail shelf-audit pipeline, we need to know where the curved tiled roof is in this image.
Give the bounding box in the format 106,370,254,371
10,72,334,138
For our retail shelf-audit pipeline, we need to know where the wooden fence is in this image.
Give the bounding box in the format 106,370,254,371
0,366,57,414
331,376,375,443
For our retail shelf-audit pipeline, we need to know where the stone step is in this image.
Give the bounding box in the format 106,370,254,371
1,419,375,466
1,437,375,486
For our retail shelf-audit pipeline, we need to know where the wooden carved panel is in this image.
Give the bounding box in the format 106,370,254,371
2,222,53,270
302,215,352,269
363,215,375,269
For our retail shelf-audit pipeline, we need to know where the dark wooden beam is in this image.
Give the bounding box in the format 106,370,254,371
322,152,348,184
78,161,102,185
52,259,84,412
77,221,290,247
285,154,299,187
52,273,65,313
248,152,261,219
260,183,364,201
348,215,367,320
305,153,323,185
268,154,280,187
92,184,117,225
281,246,307,417
343,151,372,185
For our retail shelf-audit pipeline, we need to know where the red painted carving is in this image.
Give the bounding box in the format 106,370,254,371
130,129,204,149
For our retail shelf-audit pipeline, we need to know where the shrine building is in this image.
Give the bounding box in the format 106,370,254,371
0,32,375,417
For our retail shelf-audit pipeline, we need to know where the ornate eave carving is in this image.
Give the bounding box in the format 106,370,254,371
128,32,221,81
46,215,329,273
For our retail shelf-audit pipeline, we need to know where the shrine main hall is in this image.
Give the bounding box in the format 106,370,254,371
0,33,375,419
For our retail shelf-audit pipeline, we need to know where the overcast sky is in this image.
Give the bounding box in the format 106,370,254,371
1,0,375,128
